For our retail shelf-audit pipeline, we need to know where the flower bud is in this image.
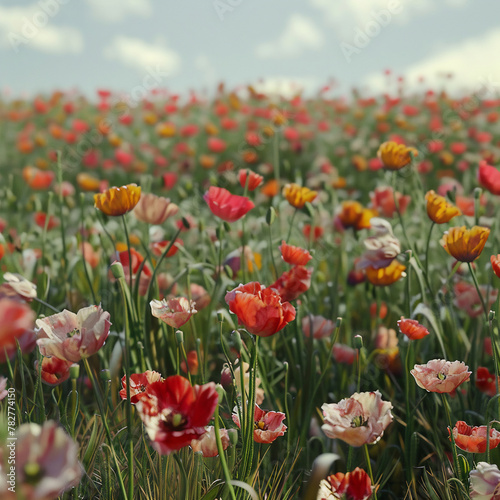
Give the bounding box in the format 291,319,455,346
110,260,125,279
69,363,80,380
354,334,364,350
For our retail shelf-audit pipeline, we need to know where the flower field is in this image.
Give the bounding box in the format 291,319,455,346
1,85,500,499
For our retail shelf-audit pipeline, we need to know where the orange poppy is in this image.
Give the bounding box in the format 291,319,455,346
377,141,418,170
94,184,141,216
441,226,490,263
282,183,317,209
425,190,461,224
365,260,406,286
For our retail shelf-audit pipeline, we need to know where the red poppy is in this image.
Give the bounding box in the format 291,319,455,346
303,224,324,241
204,187,254,222
22,166,54,190
451,421,500,453
232,404,286,443
491,255,500,279
478,160,500,195
119,370,163,404
238,169,263,191
319,468,373,500
35,356,73,386
163,172,178,190
34,212,59,231
270,265,312,302
279,241,312,266
151,239,183,258
476,367,499,397
207,137,227,153
225,282,296,337
135,375,219,455
397,317,430,340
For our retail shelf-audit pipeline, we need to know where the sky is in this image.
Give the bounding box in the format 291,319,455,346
2,0,500,99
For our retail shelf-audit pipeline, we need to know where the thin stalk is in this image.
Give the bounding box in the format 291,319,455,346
424,222,435,293
82,357,128,499
116,275,134,499
214,404,237,500
363,444,377,500
441,394,463,488
121,214,134,290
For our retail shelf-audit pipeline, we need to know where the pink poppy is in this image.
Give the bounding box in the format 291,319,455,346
454,281,498,318
469,462,500,499
411,359,471,393
150,297,197,328
190,284,211,311
302,314,335,339
332,344,356,365
133,193,179,225
204,186,254,222
322,391,393,447
232,405,287,443
191,426,230,457
36,305,111,363
14,420,82,499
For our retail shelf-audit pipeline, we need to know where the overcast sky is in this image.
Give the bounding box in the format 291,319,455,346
2,0,500,99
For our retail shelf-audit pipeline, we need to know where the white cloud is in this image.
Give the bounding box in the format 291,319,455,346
309,0,466,38
0,4,83,54
104,36,181,75
85,0,151,23
363,28,500,95
255,14,324,59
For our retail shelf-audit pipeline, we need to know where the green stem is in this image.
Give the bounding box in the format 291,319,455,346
441,394,463,486
424,222,435,293
116,276,134,499
286,208,297,242
82,357,128,499
121,214,134,290
363,444,377,500
468,262,489,322
214,404,237,500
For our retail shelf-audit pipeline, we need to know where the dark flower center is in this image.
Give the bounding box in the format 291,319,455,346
163,411,187,429
438,372,447,381
351,415,368,428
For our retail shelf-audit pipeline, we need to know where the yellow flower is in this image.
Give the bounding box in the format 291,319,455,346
425,190,462,224
94,184,141,216
77,173,100,192
337,201,377,231
441,226,490,263
365,260,406,286
377,141,418,170
282,183,317,209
